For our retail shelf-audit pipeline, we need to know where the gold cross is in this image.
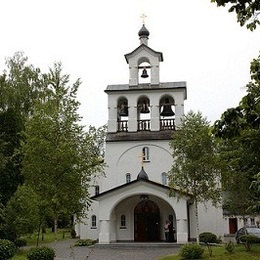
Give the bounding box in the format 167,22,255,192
138,152,144,166
140,13,147,25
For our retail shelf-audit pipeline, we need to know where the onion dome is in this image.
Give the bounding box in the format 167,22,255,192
138,24,150,37
137,166,149,180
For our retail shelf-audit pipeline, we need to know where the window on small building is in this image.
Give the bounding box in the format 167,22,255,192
120,214,126,229
126,173,131,183
91,215,97,228
142,147,150,161
251,218,255,226
161,172,167,185
95,185,100,196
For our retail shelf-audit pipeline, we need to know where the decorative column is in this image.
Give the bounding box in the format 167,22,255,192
176,218,188,243
150,97,160,131
128,98,137,132
107,96,117,133
174,103,184,127
99,220,110,244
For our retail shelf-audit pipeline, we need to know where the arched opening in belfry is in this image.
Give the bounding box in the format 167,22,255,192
137,96,150,131
159,95,175,130
117,97,128,132
138,60,150,84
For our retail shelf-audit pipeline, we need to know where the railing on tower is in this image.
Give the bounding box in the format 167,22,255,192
117,120,128,132
117,119,175,132
137,120,150,131
160,119,175,130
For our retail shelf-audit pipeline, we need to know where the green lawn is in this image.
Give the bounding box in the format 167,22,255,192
21,228,71,246
158,244,260,260
12,228,71,260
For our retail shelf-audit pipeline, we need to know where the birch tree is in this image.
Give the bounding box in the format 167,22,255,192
22,63,104,240
168,111,222,242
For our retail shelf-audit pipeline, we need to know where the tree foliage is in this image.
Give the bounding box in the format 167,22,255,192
21,62,104,238
169,111,222,242
0,109,24,206
211,0,260,30
169,111,222,205
3,185,41,240
0,52,106,239
213,56,260,215
0,52,43,116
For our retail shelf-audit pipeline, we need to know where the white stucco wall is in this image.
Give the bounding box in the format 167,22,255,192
103,140,172,191
188,201,224,240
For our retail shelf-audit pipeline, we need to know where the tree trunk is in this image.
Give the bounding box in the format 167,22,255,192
54,217,58,242
36,222,41,247
195,199,200,244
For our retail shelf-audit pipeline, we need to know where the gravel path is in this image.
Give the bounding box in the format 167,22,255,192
44,240,181,260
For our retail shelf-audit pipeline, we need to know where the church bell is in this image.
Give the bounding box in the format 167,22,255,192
141,68,149,78
140,101,149,113
119,104,128,117
160,99,175,117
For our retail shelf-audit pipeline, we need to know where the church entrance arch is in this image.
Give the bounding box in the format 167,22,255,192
134,199,160,242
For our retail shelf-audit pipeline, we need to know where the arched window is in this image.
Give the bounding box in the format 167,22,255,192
120,214,126,228
161,172,167,185
142,147,150,161
126,173,131,183
91,215,97,228
95,185,100,196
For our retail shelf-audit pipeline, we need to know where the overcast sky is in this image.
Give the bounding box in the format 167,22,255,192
0,0,259,127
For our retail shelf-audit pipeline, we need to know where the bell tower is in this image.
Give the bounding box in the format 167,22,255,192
124,23,163,87
105,22,187,137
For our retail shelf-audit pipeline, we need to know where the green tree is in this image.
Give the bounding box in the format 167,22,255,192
0,52,45,208
211,0,260,30
0,109,24,207
21,62,104,240
213,56,260,215
0,52,43,116
3,185,41,241
168,111,222,242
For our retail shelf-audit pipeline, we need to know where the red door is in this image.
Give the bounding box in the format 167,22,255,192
134,200,160,242
229,218,238,234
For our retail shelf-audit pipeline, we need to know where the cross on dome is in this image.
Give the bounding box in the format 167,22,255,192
140,13,147,25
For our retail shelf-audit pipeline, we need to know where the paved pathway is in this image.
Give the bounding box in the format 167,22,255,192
45,240,180,260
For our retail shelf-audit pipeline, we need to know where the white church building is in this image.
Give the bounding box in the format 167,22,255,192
76,23,225,244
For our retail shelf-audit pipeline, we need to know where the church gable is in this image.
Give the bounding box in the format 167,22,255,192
124,44,163,64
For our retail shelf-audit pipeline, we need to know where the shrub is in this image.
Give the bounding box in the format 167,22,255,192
179,243,204,259
74,238,97,246
14,238,27,248
199,232,218,244
27,246,55,260
0,239,16,260
199,232,219,256
225,240,235,253
240,234,260,251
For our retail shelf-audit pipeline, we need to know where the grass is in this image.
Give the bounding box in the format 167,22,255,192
11,228,71,260
158,244,260,260
21,228,71,246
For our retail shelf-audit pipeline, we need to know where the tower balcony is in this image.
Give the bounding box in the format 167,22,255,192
117,120,128,132
117,119,175,132
160,119,175,130
137,120,150,131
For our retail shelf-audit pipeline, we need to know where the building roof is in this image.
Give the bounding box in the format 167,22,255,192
124,44,163,63
105,81,187,98
138,24,150,37
91,177,192,201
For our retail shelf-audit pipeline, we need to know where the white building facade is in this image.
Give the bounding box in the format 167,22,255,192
76,24,224,244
